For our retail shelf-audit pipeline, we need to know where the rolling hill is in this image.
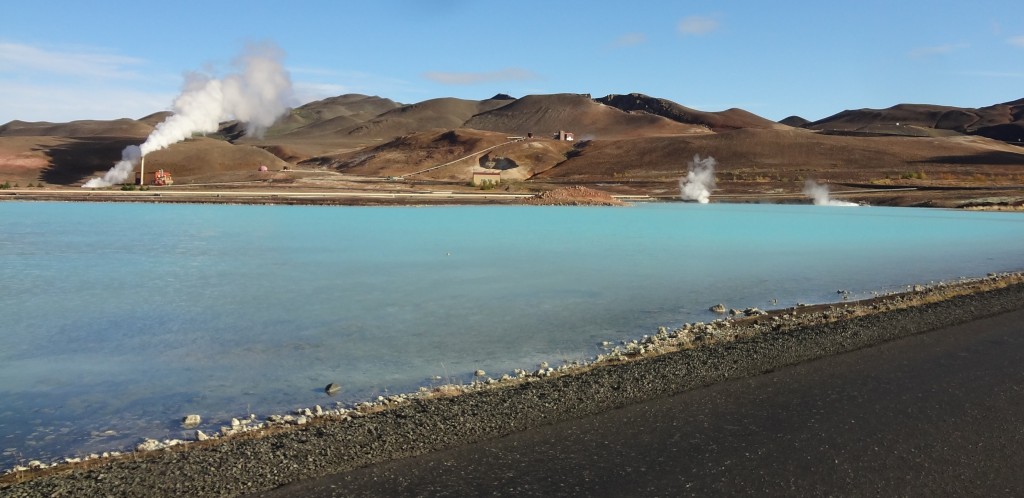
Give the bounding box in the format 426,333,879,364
1,92,1023,201
805,99,1024,142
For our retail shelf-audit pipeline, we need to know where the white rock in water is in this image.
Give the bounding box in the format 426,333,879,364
325,383,342,395
474,369,486,377
230,418,241,427
195,430,209,441
181,414,201,429
136,439,163,452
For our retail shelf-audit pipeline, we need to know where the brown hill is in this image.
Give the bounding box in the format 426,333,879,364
595,93,785,131
138,112,174,127
218,94,402,142
265,94,401,137
779,116,810,127
808,104,963,131
138,137,290,183
318,128,572,181
0,118,152,138
808,99,1024,142
4,92,1023,192
0,135,144,185
0,134,290,186
534,128,1024,186
464,93,709,139
283,96,510,139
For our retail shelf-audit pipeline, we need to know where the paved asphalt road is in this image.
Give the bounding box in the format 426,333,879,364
258,309,1024,497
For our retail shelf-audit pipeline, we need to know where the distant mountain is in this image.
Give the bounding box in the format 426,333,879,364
330,96,511,137
594,93,785,131
320,128,571,181
0,118,152,138
464,93,709,139
220,94,403,140
3,92,1023,188
779,116,810,127
273,92,715,144
806,99,1024,142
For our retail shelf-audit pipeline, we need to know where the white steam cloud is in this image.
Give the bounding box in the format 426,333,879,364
803,179,859,207
679,154,717,203
84,43,293,188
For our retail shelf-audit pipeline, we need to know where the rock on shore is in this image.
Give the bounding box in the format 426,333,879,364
521,186,627,206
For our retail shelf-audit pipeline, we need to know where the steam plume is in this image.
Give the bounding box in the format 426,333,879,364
679,154,717,203
84,43,293,188
803,179,858,206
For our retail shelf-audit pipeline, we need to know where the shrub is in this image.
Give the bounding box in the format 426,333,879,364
0,181,10,190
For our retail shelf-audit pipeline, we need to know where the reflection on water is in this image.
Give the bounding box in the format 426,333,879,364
1,202,1023,466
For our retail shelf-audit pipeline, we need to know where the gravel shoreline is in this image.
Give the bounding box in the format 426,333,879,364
3,274,1024,497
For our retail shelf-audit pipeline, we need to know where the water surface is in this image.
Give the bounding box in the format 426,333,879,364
1,202,1022,467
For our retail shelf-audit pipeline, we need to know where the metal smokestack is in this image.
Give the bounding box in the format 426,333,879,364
139,156,145,186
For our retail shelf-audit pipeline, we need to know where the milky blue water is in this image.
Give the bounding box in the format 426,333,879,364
1,201,1023,467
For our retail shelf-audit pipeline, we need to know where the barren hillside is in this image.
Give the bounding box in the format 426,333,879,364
807,99,1024,142
464,93,710,139
1,91,1022,200
535,128,1024,187
595,93,787,131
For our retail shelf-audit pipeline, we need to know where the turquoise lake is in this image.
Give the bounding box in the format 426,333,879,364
2,201,1023,467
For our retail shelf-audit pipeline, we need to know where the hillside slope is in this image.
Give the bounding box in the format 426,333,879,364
595,93,787,131
464,93,709,139
807,99,1024,141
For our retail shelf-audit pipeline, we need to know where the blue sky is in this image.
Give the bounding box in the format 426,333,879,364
2,1,1022,125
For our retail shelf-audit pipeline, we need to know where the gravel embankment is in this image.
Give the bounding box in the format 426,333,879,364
3,277,1024,497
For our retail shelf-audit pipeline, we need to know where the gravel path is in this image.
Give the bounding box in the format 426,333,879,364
3,279,1023,497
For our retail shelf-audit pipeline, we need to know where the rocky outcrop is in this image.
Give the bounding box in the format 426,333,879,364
522,186,627,206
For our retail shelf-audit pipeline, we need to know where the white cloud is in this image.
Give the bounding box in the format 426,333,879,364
0,41,175,123
677,16,719,36
611,33,647,48
1008,35,1024,48
0,42,145,80
292,81,350,106
908,43,969,58
423,68,540,85
288,66,419,103
0,81,173,124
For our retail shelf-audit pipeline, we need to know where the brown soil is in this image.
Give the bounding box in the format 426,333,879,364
2,92,1023,208
521,185,627,206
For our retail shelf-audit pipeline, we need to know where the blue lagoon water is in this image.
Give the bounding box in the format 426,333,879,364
1,201,1023,466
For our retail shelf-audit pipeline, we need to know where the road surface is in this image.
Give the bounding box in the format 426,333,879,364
255,308,1024,497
